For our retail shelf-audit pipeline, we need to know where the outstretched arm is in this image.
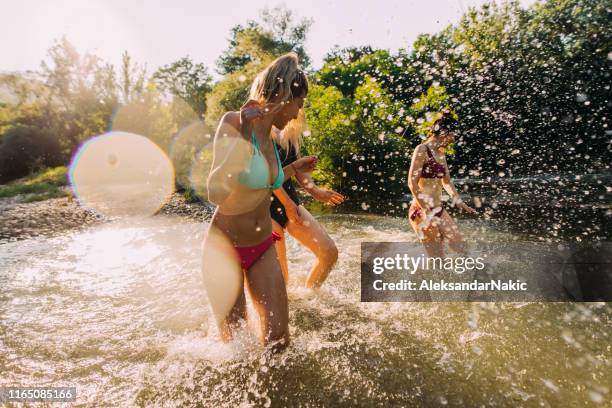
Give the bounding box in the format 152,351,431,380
295,171,344,205
441,168,462,204
440,155,477,214
282,162,298,183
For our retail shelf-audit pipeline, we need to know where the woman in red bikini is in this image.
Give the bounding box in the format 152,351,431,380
407,111,477,257
203,53,316,351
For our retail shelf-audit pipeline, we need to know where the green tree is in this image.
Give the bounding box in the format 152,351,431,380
152,56,213,118
118,51,146,104
216,5,312,75
39,37,117,147
206,6,313,126
111,82,177,152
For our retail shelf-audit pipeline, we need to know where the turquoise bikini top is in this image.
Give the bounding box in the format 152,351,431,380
238,129,284,189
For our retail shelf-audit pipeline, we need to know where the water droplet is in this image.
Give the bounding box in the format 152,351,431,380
589,391,603,403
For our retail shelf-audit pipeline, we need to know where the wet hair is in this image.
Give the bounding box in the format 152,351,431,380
430,110,457,136
249,52,308,105
250,52,309,156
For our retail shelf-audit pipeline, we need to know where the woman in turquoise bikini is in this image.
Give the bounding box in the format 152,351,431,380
203,53,315,351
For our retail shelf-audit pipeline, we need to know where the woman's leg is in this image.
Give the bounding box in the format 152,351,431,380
436,210,474,301
221,285,246,341
407,202,444,257
286,205,338,288
201,224,246,342
271,219,289,286
437,209,468,255
245,244,290,352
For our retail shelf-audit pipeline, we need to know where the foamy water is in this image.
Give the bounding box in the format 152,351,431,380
0,214,609,406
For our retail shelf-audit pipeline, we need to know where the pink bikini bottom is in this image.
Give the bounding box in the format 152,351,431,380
234,232,281,270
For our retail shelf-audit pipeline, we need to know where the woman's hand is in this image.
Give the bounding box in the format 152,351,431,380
285,203,304,225
292,156,317,173
456,201,477,214
239,99,263,134
312,188,345,205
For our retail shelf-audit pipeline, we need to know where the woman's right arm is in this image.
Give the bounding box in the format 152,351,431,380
407,145,430,209
206,112,247,205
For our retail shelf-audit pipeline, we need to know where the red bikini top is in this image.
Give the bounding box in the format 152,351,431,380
421,145,446,178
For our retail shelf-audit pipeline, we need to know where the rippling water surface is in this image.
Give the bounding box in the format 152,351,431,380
1,214,609,407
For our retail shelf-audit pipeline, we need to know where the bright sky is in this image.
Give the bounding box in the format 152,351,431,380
2,0,537,78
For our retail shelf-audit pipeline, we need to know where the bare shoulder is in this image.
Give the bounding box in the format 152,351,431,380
218,111,239,128
216,111,242,139
413,143,428,156
223,111,240,128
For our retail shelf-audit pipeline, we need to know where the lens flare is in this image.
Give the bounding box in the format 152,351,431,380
201,225,243,326
188,142,214,201
169,120,213,199
69,131,175,218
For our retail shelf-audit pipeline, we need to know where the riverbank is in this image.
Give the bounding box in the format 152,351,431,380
0,191,215,244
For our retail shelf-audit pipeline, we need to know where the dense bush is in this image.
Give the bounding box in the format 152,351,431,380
0,125,63,183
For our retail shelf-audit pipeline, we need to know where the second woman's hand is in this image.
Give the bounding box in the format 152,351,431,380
312,188,345,206
456,201,477,214
239,99,263,135
292,156,318,173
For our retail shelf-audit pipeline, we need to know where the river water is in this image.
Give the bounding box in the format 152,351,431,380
0,213,610,407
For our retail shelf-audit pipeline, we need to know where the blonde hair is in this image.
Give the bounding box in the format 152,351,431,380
249,52,308,156
273,109,307,157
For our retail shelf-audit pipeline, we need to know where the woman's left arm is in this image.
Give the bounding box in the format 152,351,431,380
295,171,345,205
441,156,477,214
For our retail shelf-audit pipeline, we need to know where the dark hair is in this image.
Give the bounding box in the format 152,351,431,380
431,110,457,135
